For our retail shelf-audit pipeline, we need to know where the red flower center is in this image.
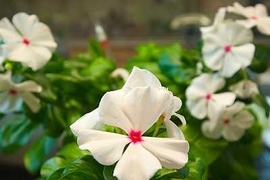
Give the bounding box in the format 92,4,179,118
9,89,18,95
223,118,230,125
22,38,30,46
224,45,232,53
205,93,212,101
249,16,258,20
128,130,143,144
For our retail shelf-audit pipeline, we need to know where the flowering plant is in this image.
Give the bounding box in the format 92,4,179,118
0,2,270,180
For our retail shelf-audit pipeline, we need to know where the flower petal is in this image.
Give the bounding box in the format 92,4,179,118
212,92,236,106
77,130,129,165
0,93,23,113
232,44,255,67
70,108,103,136
187,99,207,119
0,17,21,42
223,125,245,141
219,52,242,77
100,87,170,134
233,110,254,129
99,90,133,133
227,22,253,45
7,44,52,70
12,12,39,38
163,94,182,121
17,81,42,93
142,137,189,169
203,46,224,71
207,100,223,120
164,120,185,139
202,120,222,139
30,22,57,51
123,66,161,89
222,101,245,117
255,4,268,17
257,18,270,35
20,92,41,112
114,143,161,180
0,72,12,91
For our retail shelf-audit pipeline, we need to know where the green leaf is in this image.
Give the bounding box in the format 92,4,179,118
191,136,228,165
0,114,37,153
88,39,105,58
41,143,88,178
252,93,270,117
46,155,104,180
24,135,56,173
41,157,68,178
249,44,270,73
185,158,206,180
45,105,66,137
103,165,118,180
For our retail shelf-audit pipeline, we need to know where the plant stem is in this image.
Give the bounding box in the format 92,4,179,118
241,69,248,80
152,116,164,137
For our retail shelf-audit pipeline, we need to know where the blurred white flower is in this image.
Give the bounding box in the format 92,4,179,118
229,79,259,98
0,12,57,71
202,102,254,141
73,86,189,180
0,72,42,113
200,7,226,38
186,73,236,120
110,68,130,82
201,21,255,77
228,2,270,35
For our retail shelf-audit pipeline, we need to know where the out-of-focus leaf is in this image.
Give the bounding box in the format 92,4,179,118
0,114,37,153
191,136,228,166
88,39,105,58
46,155,104,180
252,93,270,117
41,143,88,178
24,135,56,173
249,44,270,73
103,165,118,180
185,157,206,180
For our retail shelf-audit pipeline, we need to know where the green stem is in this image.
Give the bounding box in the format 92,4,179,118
240,69,248,80
152,117,164,137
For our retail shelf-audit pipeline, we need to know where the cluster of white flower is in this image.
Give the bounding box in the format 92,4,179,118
71,67,189,180
0,13,57,113
186,3,268,141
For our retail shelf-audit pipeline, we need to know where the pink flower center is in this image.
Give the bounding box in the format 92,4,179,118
249,16,258,20
223,118,230,125
22,38,30,46
9,89,18,95
224,45,232,53
205,93,212,101
128,130,143,144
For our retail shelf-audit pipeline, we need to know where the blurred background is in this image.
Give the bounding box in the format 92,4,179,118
0,0,270,179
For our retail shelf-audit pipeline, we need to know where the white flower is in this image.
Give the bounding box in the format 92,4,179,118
186,73,236,120
229,79,259,98
71,67,186,139
72,86,189,180
0,72,42,113
202,102,254,141
201,21,255,77
227,2,270,35
0,12,57,71
200,7,226,38
110,68,130,82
